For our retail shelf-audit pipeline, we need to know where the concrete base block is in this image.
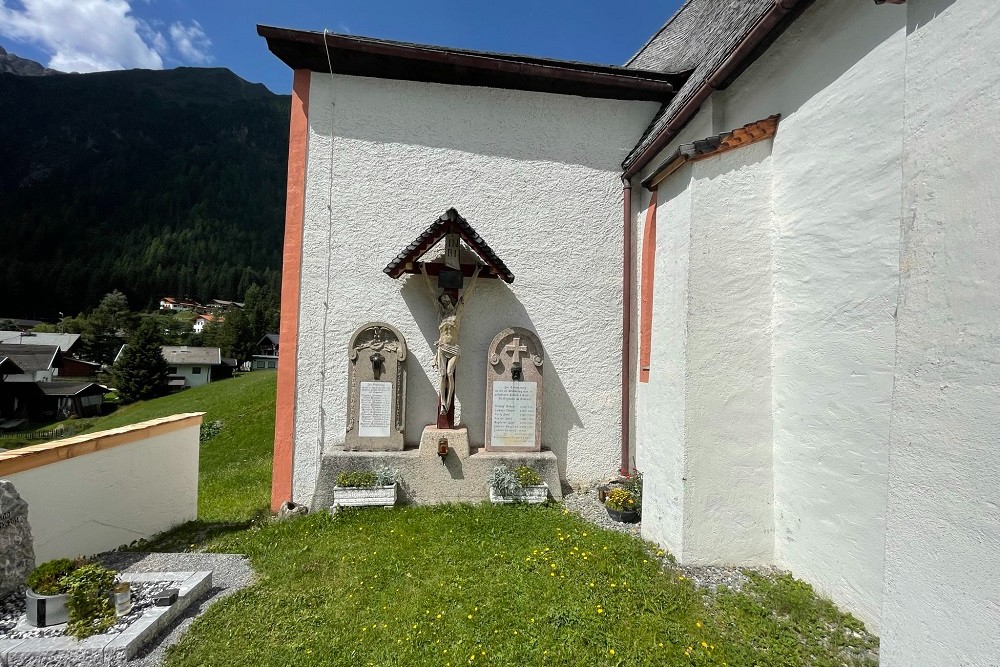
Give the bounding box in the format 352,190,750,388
313,445,561,507
419,426,470,458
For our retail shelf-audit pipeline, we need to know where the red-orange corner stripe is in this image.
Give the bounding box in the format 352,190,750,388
272,68,310,511
638,190,657,383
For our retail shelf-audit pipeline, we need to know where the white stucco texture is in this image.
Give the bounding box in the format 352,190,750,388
880,1,1000,665
292,73,658,504
6,421,200,562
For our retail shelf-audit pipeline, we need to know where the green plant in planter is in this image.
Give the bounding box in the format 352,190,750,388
335,470,378,488
605,487,637,512
26,559,119,639
25,558,80,595
64,564,118,639
488,465,518,495
513,466,542,487
623,469,643,508
374,465,401,486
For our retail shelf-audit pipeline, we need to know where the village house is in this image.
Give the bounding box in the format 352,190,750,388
0,344,105,419
193,313,223,334
252,333,279,370
0,331,81,355
161,346,228,388
259,0,998,664
159,297,199,311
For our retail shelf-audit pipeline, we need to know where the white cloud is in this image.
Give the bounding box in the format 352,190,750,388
0,0,213,73
169,20,211,65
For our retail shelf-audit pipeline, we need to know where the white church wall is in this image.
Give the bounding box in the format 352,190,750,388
881,1,1000,664
636,171,691,557
292,73,659,503
635,0,906,630
722,0,905,629
682,141,775,565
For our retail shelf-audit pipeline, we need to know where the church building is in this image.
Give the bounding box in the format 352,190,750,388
260,1,998,664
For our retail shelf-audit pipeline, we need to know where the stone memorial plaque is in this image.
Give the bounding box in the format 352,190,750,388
0,480,35,598
359,381,392,438
490,381,537,448
345,322,407,451
485,327,544,452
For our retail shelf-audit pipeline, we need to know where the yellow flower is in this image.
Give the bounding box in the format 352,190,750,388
467,614,473,620
696,621,702,628
701,641,708,648
609,649,615,656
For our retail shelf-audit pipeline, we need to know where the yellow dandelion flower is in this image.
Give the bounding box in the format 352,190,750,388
696,621,702,628
701,641,708,648
468,614,473,620
609,649,615,656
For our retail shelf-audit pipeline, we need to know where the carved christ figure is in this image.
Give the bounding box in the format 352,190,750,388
422,264,481,416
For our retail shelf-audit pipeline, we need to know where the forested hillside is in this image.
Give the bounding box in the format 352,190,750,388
0,65,290,318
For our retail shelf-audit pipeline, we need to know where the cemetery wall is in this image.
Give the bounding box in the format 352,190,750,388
635,0,906,631
0,414,201,561
881,0,1000,664
292,73,659,504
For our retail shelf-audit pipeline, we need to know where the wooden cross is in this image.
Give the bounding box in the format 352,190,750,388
504,338,528,365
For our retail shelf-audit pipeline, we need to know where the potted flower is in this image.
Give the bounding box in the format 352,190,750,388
25,558,79,628
604,487,640,523
488,464,548,504
25,558,123,638
331,465,400,507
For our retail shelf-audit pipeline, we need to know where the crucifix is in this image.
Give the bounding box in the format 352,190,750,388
383,207,516,431
421,235,482,428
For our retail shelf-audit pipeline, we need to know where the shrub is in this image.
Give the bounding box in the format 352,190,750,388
605,488,637,512
199,420,223,442
335,470,378,488
64,563,118,639
514,466,542,487
26,558,81,595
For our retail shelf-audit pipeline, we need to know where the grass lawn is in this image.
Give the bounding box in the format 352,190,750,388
164,505,877,667
28,370,876,665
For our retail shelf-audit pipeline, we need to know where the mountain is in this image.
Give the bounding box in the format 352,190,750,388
0,60,290,318
0,45,58,76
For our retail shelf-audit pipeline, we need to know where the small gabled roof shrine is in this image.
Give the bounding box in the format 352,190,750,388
383,209,515,284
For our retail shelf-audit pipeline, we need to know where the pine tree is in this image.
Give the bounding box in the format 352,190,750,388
112,318,169,404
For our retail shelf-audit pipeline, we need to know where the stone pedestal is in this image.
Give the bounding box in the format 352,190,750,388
419,426,470,458
312,447,561,508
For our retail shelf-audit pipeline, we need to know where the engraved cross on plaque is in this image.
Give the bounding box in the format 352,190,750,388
504,338,528,365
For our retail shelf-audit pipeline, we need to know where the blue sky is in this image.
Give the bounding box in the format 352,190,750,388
0,0,683,93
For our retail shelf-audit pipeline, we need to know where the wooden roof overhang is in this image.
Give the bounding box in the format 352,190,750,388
0,357,23,375
257,26,686,102
384,208,515,284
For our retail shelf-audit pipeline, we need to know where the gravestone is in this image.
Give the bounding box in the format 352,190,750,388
0,480,35,598
485,327,544,452
345,322,407,451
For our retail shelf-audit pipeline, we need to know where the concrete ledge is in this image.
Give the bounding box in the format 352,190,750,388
313,447,561,507
2,570,212,667
0,413,205,477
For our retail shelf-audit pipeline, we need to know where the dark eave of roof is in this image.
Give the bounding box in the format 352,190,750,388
257,26,686,102
384,208,515,284
0,357,24,375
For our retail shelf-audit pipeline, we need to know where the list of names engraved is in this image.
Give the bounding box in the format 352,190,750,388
489,381,537,448
359,381,392,438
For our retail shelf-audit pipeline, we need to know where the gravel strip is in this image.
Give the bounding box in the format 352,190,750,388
96,552,255,667
563,489,773,591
